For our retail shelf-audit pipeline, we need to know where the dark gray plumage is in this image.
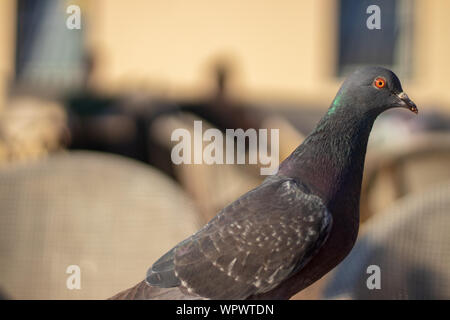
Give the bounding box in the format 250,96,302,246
148,176,331,299
111,66,418,300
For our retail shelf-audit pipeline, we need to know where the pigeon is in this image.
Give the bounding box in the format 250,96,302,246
110,66,418,300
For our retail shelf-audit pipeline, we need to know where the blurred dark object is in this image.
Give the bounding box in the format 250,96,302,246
324,181,450,299
180,62,265,132
0,288,8,300
14,0,85,97
65,61,269,181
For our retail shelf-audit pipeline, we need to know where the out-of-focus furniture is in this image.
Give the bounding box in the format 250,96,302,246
150,111,303,222
324,180,450,299
0,151,201,299
150,112,263,222
361,132,450,221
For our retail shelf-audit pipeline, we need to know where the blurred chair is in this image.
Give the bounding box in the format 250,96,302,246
324,180,450,299
149,111,304,222
361,132,450,221
150,112,263,222
0,151,201,299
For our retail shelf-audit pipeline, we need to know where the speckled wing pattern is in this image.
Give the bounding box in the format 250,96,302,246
146,176,332,299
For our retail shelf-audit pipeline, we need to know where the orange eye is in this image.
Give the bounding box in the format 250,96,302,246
374,77,386,89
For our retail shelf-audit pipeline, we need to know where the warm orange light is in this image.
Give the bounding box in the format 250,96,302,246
374,77,386,89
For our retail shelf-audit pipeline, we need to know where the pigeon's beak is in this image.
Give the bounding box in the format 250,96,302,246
397,92,418,114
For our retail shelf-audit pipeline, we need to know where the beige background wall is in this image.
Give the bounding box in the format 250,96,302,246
1,0,450,111
89,0,338,105
87,0,450,110
0,0,16,110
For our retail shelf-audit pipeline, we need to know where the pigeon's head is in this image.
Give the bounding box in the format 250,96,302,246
330,66,418,116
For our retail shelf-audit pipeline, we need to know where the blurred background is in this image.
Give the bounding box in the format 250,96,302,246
0,0,449,299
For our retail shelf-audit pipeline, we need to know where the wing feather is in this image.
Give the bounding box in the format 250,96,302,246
147,176,332,299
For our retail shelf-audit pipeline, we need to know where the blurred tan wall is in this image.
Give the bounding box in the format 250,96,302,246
87,0,450,111
1,1,450,111
0,0,15,110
